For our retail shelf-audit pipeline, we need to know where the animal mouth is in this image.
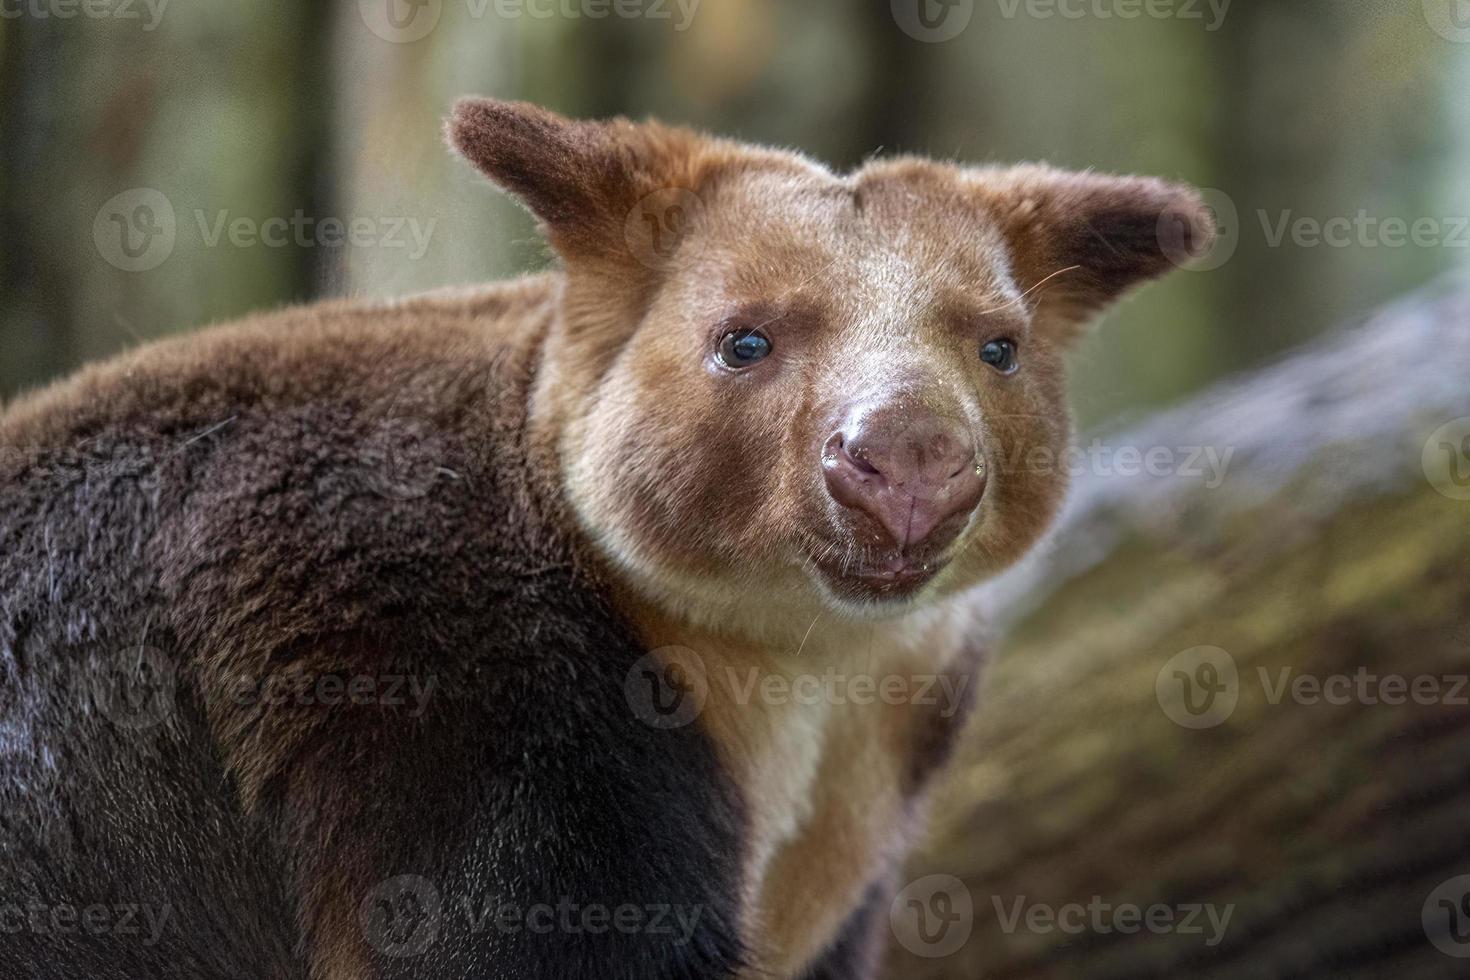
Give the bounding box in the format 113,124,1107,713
808,547,950,602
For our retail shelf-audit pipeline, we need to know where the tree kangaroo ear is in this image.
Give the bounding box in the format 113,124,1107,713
446,97,705,261
965,165,1216,343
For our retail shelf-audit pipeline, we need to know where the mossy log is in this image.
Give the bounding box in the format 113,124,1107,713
887,282,1470,980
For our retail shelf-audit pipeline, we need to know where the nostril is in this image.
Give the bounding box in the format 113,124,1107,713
948,453,984,481
845,439,882,477
827,432,882,477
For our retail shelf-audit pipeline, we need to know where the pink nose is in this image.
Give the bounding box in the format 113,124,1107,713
821,406,986,552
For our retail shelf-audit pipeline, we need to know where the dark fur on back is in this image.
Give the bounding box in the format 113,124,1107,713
0,278,747,979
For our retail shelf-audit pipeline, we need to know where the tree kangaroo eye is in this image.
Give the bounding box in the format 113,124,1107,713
979,338,1019,374
717,328,773,368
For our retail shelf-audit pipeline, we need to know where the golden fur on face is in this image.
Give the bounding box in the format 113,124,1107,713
449,99,1213,639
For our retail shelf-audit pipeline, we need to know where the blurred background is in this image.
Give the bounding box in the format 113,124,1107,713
5,3,1470,978
2,0,1468,426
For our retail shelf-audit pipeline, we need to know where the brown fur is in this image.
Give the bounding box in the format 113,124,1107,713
0,98,1211,979
449,99,1211,977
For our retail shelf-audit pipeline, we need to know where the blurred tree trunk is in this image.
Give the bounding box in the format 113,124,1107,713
887,281,1470,979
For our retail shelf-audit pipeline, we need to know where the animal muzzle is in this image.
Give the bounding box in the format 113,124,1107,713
820,398,986,554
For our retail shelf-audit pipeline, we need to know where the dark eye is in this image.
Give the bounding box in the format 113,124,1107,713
979,338,1018,374
717,328,773,368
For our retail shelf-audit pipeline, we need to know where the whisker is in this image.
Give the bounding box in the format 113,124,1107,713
793,610,824,658
974,264,1082,317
